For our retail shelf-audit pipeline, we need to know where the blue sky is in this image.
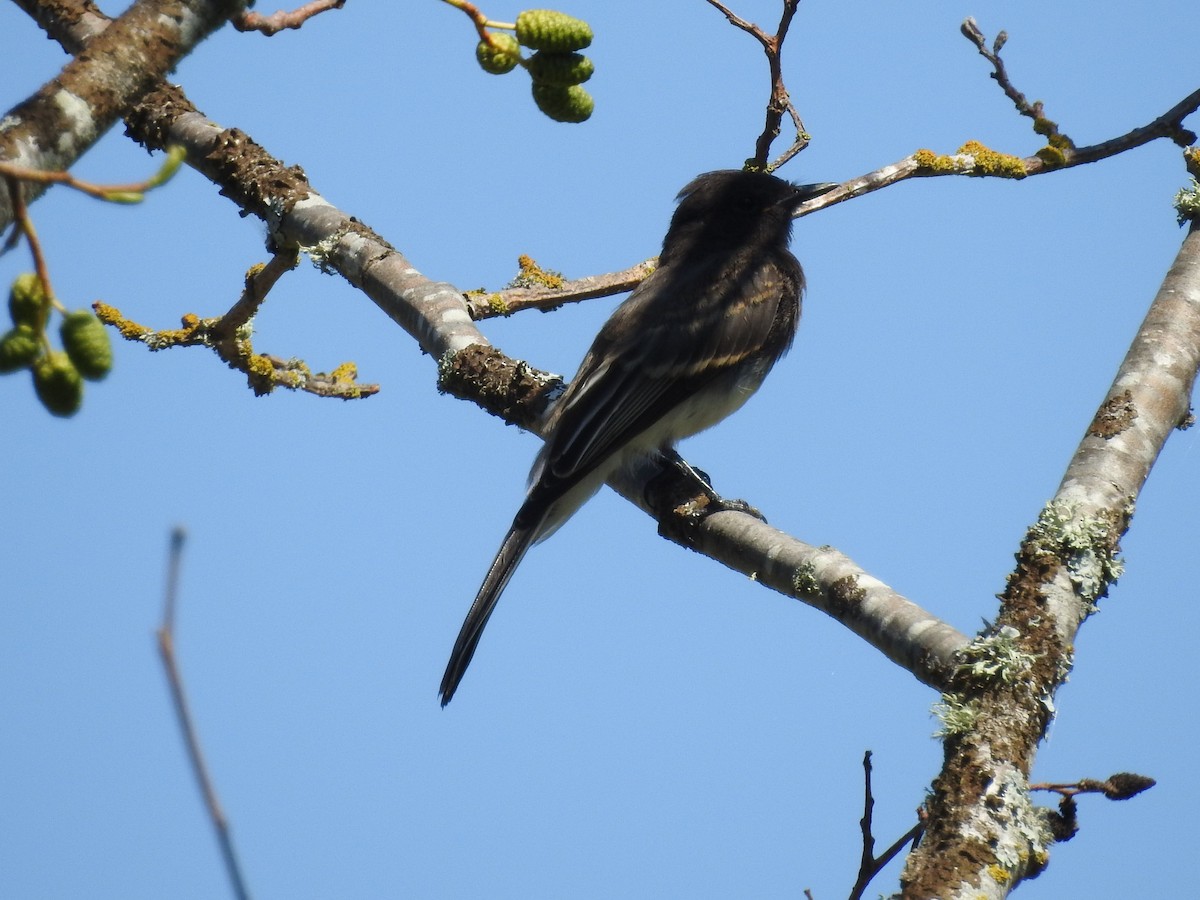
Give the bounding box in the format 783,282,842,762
2,2,1197,897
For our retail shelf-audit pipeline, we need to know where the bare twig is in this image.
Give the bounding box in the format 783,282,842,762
961,18,1198,168
465,258,656,319
156,527,252,900
232,0,346,35
960,20,1051,127
854,750,877,894
847,751,924,900
213,249,300,338
439,0,516,40
704,0,809,170
1031,773,1156,801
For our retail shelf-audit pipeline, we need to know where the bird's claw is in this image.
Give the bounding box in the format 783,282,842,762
705,495,767,521
646,453,769,545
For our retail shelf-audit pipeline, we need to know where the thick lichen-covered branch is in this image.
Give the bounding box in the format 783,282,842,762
902,222,1200,898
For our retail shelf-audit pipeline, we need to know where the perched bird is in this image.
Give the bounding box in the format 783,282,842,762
440,169,834,705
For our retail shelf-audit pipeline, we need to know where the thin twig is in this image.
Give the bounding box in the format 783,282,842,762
1030,773,1156,801
4,176,61,320
0,150,184,203
853,750,876,895
156,527,252,900
703,0,809,170
847,751,924,900
439,0,516,40
213,249,300,339
232,0,346,35
465,258,656,319
960,19,1042,123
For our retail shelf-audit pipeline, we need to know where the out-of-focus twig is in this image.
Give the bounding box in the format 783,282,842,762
156,527,252,900
0,146,186,204
3,176,61,321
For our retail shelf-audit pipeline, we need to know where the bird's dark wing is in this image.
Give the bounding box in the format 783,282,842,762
532,252,801,494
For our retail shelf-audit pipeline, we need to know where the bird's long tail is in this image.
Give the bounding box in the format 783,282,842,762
439,517,539,706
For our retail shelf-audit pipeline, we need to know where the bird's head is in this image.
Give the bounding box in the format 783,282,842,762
662,169,835,261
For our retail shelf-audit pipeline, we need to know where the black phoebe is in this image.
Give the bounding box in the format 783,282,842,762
440,169,833,705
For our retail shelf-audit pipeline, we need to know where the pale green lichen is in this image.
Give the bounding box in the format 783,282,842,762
932,691,979,737
1174,177,1200,226
791,562,819,597
1031,499,1126,607
956,625,1037,686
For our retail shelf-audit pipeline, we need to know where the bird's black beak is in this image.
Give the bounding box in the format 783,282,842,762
790,181,840,204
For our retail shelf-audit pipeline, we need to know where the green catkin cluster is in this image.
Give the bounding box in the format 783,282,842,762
60,310,113,381
32,351,83,417
526,51,593,86
476,33,521,74
514,9,592,51
531,82,594,123
2,272,114,416
472,9,595,123
0,325,39,373
8,271,45,327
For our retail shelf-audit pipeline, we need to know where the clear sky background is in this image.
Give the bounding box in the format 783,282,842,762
2,2,1197,897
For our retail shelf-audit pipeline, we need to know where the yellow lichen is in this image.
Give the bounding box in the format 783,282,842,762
246,354,275,378
1032,116,1056,137
1185,148,1200,179
987,864,1011,883
486,293,510,316
956,140,1027,178
913,148,959,173
1035,145,1067,167
329,361,358,383
515,254,564,290
92,302,151,341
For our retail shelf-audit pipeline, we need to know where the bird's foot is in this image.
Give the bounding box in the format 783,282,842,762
646,451,767,544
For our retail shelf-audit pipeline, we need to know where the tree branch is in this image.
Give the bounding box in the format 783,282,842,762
1,0,248,230
901,221,1200,897
14,0,969,692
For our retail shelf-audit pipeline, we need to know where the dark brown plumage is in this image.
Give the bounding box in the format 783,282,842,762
440,169,833,705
